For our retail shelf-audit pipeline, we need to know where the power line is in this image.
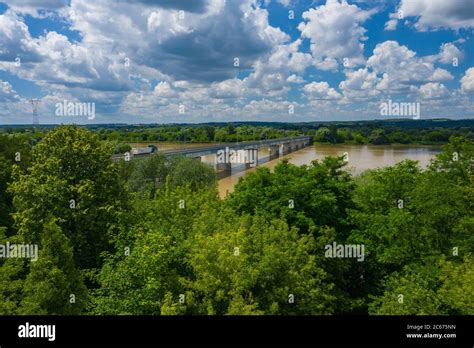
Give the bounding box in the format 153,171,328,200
30,99,41,126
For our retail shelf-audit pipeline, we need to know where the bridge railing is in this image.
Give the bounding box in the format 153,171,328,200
113,136,312,161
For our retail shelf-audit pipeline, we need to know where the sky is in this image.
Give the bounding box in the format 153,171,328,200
0,0,473,124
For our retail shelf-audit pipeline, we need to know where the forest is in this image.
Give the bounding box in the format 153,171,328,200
2,119,473,152
0,125,472,315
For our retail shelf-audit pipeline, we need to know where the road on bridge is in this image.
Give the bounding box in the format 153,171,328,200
113,136,312,161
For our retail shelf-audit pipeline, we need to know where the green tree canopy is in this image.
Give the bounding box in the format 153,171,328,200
19,218,87,315
9,126,129,270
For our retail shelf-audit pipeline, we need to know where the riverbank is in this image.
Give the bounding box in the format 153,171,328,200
216,144,442,198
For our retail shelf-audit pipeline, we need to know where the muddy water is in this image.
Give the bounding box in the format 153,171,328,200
130,142,442,198
207,144,442,198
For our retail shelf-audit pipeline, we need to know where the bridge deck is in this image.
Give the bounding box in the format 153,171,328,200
113,136,312,161
159,136,312,158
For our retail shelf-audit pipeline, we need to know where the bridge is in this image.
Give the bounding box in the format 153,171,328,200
114,135,312,172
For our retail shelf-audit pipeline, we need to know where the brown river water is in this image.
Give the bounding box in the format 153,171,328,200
208,144,442,198
130,142,442,199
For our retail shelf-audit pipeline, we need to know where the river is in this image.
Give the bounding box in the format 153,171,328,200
131,142,442,198
209,144,442,198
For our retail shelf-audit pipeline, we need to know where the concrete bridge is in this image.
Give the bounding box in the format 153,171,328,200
163,136,311,171
114,136,312,172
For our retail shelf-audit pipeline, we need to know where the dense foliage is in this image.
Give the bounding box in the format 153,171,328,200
2,119,473,146
0,125,472,315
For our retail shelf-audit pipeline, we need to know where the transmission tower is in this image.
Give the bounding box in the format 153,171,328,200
30,99,41,125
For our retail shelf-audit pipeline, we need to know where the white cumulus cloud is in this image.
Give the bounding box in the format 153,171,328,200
461,67,474,93
397,0,474,31
298,0,376,70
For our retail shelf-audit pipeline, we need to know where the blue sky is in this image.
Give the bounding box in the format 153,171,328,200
0,0,473,124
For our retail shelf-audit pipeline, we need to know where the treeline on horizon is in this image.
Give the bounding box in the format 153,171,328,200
0,126,472,315
1,119,473,153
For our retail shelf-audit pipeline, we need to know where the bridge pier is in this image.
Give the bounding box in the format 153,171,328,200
215,162,232,172
268,145,279,159
245,162,256,169
244,148,258,169
280,143,290,155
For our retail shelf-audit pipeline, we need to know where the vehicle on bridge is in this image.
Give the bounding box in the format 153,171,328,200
131,144,158,156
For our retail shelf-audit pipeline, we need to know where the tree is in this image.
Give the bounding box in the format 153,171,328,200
226,157,356,312
92,178,337,315
328,124,342,143
351,131,367,144
368,129,389,145
128,154,216,196
369,264,442,315
9,126,129,270
0,134,32,233
112,141,132,154
19,218,87,315
349,160,423,266
438,257,474,314
185,212,336,315
0,228,27,314
91,219,176,315
226,123,236,135
168,156,216,190
314,127,330,143
0,158,13,231
349,137,474,312
429,135,474,182
128,153,169,195
227,158,354,236
369,257,474,315
91,185,220,315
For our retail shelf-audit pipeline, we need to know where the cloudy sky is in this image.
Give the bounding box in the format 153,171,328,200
0,0,473,124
